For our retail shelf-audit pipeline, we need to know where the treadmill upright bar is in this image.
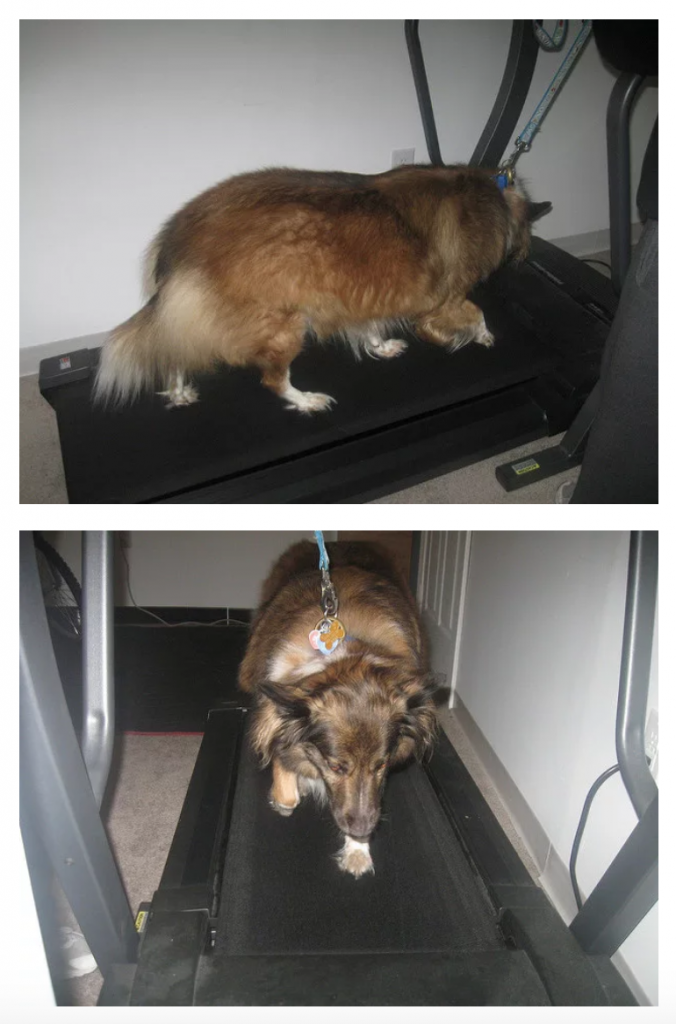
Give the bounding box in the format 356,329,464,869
569,530,658,954
81,532,115,807
615,531,658,819
469,21,540,168
404,21,444,166
606,72,645,294
19,533,138,977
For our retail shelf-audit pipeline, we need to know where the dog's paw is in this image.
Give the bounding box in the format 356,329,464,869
448,318,494,352
284,390,337,414
157,381,200,407
336,837,375,878
269,796,298,817
366,337,408,359
473,316,494,348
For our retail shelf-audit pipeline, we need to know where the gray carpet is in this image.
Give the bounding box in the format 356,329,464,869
20,372,579,504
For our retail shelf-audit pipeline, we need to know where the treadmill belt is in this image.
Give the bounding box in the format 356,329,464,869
216,738,501,956
42,287,556,503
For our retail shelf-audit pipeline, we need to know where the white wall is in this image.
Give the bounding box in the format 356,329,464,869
44,530,317,608
449,531,657,1004
21,20,657,364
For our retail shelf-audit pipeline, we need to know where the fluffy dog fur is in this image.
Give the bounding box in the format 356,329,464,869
238,540,437,878
94,164,549,413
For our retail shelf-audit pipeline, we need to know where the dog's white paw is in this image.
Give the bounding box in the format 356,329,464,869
448,318,494,352
269,796,298,817
366,337,408,359
474,316,494,348
157,381,200,407
336,837,375,878
283,389,337,414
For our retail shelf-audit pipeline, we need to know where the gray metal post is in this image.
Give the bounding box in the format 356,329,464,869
569,530,658,954
81,532,115,807
607,72,644,293
20,533,138,978
616,532,658,819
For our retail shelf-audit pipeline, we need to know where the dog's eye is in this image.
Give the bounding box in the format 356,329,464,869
328,761,347,774
374,760,386,772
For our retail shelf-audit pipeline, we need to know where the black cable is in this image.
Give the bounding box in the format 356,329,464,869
569,764,620,910
115,535,249,628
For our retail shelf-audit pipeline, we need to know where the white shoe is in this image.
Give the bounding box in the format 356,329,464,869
58,927,97,978
555,480,576,504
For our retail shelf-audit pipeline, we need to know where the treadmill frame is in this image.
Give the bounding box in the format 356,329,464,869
99,703,637,1006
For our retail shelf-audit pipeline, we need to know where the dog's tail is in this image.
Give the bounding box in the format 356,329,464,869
93,299,162,406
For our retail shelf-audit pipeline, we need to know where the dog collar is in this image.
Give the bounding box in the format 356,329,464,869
493,171,512,191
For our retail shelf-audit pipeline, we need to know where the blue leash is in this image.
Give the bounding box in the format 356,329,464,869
495,20,592,189
312,531,352,654
314,530,330,572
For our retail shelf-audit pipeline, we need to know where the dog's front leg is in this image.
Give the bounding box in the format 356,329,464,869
336,835,375,878
269,759,300,817
417,298,494,351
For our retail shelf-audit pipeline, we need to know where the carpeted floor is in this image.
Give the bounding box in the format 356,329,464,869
56,708,540,1006
20,372,579,504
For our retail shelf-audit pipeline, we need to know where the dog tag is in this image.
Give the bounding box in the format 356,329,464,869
309,616,346,655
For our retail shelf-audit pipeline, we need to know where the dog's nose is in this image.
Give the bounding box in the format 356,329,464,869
343,812,378,839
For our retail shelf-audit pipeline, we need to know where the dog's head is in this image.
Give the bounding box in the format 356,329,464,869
503,180,553,261
254,653,438,840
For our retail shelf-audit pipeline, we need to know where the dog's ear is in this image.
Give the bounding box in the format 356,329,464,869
397,670,445,705
258,680,311,719
526,200,552,222
392,671,441,760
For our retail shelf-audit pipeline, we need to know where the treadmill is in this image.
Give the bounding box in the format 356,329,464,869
20,532,657,1005
37,21,617,503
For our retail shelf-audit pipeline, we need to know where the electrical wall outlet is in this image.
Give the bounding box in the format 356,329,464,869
392,148,415,168
645,708,658,766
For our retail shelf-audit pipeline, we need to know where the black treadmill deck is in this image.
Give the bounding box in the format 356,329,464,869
111,708,636,1007
39,240,614,502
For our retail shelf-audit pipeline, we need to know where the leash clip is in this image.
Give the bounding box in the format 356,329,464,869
320,569,339,618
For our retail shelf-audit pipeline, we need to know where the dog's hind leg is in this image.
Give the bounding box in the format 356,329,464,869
269,759,300,816
156,370,200,407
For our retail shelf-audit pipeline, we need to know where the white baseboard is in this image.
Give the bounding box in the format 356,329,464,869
20,331,106,378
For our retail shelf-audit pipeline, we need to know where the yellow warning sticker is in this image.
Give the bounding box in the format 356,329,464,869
135,910,148,933
513,459,541,476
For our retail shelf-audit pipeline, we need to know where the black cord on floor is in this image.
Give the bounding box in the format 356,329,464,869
569,764,620,910
116,536,250,628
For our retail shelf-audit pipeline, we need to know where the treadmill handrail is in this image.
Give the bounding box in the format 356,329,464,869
615,531,658,819
404,21,444,166
81,532,115,807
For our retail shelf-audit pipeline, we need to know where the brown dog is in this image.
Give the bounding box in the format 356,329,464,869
238,539,437,877
94,164,549,412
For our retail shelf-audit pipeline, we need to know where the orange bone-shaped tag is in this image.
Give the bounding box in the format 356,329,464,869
308,616,346,654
